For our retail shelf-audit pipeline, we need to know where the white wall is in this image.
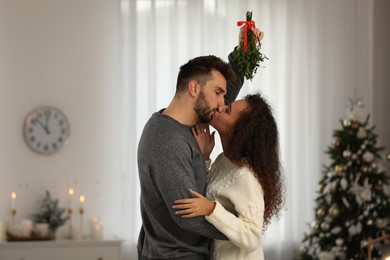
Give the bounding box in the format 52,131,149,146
0,0,123,240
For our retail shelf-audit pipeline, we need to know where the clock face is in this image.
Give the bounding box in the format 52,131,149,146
23,107,70,155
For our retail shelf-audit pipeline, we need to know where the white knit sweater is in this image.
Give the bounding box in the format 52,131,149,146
205,153,265,260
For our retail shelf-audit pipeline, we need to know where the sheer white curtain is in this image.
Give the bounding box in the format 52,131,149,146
120,0,374,259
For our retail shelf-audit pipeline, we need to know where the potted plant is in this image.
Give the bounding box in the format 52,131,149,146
32,190,69,239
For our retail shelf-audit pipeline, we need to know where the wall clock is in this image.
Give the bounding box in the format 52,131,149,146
23,106,70,155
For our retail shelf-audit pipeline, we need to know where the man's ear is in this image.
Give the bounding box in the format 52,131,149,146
188,80,199,97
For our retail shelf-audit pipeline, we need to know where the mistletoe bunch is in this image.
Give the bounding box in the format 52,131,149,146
233,11,268,80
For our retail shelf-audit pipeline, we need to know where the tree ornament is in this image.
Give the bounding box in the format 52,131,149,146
363,151,374,162
343,149,351,158
346,97,365,122
331,226,342,234
362,166,370,173
348,97,365,109
351,122,360,129
343,119,351,127
357,127,367,139
299,245,308,254
319,251,335,260
348,222,362,236
371,162,377,169
376,218,386,228
342,197,351,208
340,178,348,190
361,179,372,202
335,238,344,246
333,138,341,148
233,11,267,80
329,205,340,218
311,221,319,230
327,181,337,193
334,165,343,174
317,208,326,217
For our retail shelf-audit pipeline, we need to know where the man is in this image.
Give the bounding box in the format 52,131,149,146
137,29,263,260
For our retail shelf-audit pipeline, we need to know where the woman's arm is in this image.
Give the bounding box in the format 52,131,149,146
173,189,216,218
173,171,264,252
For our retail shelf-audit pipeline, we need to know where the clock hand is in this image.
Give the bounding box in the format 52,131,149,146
35,117,50,135
44,113,51,134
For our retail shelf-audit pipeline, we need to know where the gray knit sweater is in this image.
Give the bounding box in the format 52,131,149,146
137,52,244,260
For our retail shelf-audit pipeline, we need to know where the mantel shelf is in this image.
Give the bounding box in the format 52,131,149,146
0,239,123,260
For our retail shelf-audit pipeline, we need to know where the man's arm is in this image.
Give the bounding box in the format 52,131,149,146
155,138,228,240
224,49,244,105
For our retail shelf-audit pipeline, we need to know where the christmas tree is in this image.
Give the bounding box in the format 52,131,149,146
298,98,390,260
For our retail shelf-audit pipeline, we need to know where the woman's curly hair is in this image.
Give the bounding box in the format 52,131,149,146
228,93,285,229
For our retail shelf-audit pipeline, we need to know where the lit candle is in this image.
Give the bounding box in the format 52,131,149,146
79,195,86,240
68,188,74,208
92,224,103,240
91,217,99,226
79,195,85,209
11,192,16,210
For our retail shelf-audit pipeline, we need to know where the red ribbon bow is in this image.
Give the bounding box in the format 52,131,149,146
237,20,256,52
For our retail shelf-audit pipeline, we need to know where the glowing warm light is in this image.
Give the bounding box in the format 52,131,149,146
68,188,74,195
80,195,85,203
11,192,16,210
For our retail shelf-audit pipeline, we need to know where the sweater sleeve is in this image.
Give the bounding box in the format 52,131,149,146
205,169,264,251
224,48,244,105
154,138,227,240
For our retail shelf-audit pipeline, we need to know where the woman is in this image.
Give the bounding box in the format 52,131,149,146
173,93,285,260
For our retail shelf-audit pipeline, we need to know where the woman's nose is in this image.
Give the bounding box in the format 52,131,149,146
217,105,228,112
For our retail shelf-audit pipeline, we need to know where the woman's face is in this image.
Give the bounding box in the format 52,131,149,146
210,99,249,136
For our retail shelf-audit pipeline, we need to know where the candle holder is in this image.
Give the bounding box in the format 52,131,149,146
11,209,16,225
79,208,84,240
67,208,73,239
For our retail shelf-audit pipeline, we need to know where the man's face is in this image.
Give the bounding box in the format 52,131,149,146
194,90,213,123
194,70,227,123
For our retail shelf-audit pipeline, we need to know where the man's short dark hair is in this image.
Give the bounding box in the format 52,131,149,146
175,55,236,94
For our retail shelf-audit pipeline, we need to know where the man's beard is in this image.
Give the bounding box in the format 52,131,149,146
194,91,214,124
